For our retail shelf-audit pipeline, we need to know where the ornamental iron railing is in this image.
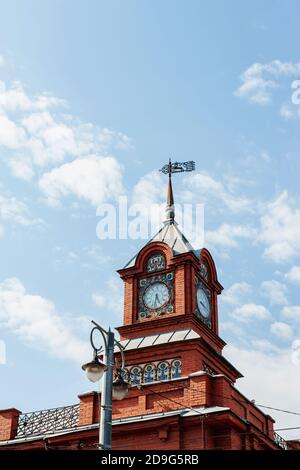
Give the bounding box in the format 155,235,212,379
16,403,80,438
15,401,288,450
273,431,288,450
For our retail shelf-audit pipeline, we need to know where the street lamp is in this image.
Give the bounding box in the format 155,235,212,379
112,372,130,400
82,354,107,383
82,320,129,450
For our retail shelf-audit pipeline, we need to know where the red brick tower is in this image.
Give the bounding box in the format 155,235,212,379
106,175,282,450
117,175,233,382
0,173,287,450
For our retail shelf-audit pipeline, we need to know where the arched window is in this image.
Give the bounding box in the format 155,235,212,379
171,359,182,379
157,361,170,381
143,364,155,383
120,368,129,382
130,366,142,385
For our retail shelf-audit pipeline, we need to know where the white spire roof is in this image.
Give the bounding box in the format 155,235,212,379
124,221,194,268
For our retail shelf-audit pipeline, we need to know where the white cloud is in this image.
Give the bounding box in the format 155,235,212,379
0,114,25,149
68,251,79,260
280,104,297,119
39,155,124,207
92,277,123,322
206,223,255,248
0,80,31,111
260,150,272,163
261,280,289,305
270,322,293,340
221,282,252,306
131,170,256,250
21,111,55,133
0,80,64,112
258,191,300,263
285,266,300,285
8,158,35,181
0,339,6,364
234,60,300,105
84,244,111,267
53,243,111,271
251,338,281,354
0,277,90,363
130,171,166,235
0,194,41,226
292,339,300,366
230,303,271,322
92,292,106,308
184,172,253,213
0,80,132,182
224,344,300,439
282,306,300,321
220,320,245,338
132,171,165,208
98,127,133,151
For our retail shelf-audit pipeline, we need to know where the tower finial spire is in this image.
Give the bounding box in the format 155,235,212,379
166,158,175,224
159,158,196,225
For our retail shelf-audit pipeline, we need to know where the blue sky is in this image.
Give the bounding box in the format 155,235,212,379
0,0,300,439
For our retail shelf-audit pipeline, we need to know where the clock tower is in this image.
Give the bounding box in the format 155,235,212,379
117,169,240,383
0,162,284,450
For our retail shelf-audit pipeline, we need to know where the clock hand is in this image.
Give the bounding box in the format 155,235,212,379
154,293,159,307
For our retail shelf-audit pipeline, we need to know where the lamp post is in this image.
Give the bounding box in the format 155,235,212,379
82,320,129,450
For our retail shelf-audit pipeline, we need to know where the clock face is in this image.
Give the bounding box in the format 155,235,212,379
138,272,174,319
143,282,170,310
196,286,211,318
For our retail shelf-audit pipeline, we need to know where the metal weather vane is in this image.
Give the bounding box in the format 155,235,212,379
159,158,196,176
159,158,196,224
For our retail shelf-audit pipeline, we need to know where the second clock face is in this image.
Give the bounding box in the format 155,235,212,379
196,286,211,318
143,282,170,310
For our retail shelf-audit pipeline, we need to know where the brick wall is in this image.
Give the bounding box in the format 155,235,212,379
0,409,20,441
